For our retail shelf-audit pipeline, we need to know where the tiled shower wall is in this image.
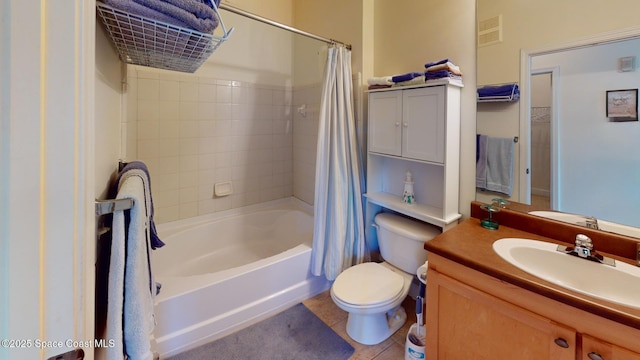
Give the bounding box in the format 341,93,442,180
123,66,321,224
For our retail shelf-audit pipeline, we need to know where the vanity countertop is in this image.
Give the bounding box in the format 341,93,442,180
424,217,640,330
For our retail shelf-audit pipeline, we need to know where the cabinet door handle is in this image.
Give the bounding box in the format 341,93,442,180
395,122,400,127
553,338,569,348
403,122,408,127
587,352,604,360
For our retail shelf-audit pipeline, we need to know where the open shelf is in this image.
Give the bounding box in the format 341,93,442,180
364,192,461,228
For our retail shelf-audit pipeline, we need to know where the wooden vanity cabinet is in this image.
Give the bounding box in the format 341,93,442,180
427,269,576,359
426,254,640,360
581,335,640,360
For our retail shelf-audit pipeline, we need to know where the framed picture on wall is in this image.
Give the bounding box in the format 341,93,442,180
606,88,638,121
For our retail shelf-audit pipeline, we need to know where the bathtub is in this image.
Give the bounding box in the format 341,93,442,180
152,198,332,357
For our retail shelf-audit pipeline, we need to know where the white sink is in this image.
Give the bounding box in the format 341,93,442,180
493,238,640,309
529,210,640,238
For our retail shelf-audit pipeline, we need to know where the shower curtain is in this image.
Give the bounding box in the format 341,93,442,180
311,45,366,281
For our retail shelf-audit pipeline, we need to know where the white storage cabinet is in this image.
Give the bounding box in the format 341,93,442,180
365,80,462,239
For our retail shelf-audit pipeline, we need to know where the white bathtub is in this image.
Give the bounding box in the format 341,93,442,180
152,198,331,357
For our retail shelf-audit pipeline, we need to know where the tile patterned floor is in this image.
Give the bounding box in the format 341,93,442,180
303,290,419,360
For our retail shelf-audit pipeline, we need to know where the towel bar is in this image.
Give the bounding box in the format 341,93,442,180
95,198,134,216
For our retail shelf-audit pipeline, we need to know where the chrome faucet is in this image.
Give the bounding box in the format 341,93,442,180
584,216,599,230
557,234,616,267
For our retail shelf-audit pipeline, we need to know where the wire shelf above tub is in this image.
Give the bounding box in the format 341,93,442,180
96,1,233,73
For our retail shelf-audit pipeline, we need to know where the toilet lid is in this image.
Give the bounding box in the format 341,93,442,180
333,262,405,306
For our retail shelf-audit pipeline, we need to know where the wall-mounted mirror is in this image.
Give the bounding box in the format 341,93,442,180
476,0,640,237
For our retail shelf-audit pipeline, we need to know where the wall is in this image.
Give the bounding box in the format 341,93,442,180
221,0,293,26
533,40,640,227
119,0,477,224
477,0,640,203
373,0,477,219
123,11,302,223
95,23,124,199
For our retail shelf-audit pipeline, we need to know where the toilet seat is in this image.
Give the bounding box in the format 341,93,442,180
332,262,405,307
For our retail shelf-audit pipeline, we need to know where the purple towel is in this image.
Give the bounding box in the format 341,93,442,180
477,84,519,97
424,58,450,68
391,72,424,83
103,0,219,33
132,0,219,33
199,0,221,9
103,0,193,30
424,70,462,80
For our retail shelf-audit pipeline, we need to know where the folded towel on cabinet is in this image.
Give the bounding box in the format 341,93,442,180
425,61,462,75
424,58,450,68
392,75,425,87
424,70,462,81
368,84,393,90
391,72,424,83
367,76,393,86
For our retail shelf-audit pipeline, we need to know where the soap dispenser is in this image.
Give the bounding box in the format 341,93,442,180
402,171,415,204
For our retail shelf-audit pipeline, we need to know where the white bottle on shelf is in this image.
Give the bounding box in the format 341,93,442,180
402,171,415,205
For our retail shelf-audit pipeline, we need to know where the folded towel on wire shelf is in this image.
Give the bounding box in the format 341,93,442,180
107,175,157,360
103,0,219,33
477,84,520,98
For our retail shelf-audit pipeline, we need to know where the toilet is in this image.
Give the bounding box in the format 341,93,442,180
330,212,440,345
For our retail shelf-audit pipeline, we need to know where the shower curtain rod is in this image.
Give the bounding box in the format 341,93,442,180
218,3,352,51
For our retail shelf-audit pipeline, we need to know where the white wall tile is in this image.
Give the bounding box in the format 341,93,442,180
133,73,309,222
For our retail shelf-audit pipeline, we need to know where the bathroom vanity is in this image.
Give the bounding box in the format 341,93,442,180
424,203,640,359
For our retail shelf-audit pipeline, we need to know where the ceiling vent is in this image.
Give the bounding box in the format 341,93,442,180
478,14,502,47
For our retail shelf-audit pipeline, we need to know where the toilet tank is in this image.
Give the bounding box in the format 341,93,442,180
374,212,441,274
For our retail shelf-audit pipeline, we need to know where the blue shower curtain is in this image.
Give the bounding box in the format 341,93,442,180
311,45,366,281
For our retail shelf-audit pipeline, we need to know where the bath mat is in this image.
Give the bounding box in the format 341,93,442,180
165,303,354,360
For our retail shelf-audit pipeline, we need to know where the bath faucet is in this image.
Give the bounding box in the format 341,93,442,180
585,216,599,230
557,234,616,267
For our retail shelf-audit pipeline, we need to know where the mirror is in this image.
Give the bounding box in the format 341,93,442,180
476,0,640,237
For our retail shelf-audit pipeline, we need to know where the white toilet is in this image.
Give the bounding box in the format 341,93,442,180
330,212,440,345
